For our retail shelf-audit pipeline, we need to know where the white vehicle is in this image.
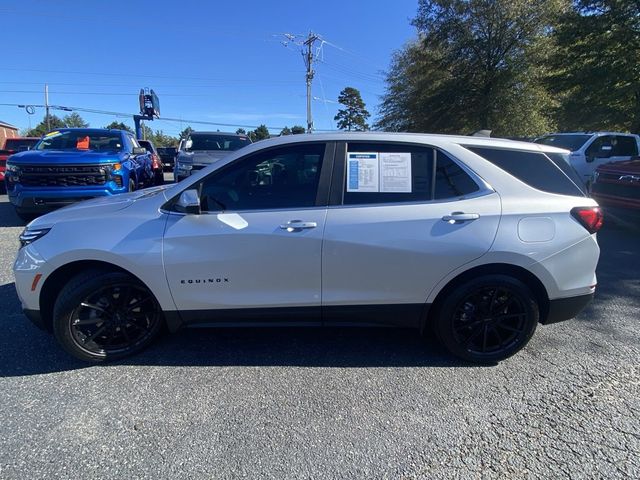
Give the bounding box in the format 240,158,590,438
534,132,640,187
14,133,602,363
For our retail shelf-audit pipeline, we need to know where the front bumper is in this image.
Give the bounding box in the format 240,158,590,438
8,185,127,213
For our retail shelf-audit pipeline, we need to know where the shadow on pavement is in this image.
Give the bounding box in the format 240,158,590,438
1,221,637,378
0,196,26,227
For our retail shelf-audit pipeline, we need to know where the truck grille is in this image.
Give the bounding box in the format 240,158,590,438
18,165,109,187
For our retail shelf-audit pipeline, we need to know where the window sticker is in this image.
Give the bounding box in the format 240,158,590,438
346,152,379,192
380,152,412,192
76,136,90,150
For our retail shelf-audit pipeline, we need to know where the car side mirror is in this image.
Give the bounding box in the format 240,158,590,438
132,146,147,155
184,139,193,150
175,189,201,215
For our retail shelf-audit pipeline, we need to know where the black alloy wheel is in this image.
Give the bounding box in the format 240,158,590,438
434,275,539,363
53,271,162,361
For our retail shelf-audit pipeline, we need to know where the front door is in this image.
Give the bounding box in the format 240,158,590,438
162,142,332,325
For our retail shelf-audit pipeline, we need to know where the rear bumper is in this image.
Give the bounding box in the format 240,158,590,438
542,292,594,325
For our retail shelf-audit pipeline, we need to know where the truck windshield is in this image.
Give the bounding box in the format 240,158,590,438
187,135,251,151
534,134,591,152
35,131,124,152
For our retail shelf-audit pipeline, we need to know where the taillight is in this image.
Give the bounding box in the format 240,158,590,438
571,207,603,234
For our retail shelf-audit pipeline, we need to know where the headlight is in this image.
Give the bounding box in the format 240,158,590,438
6,163,20,173
19,227,51,248
176,162,192,172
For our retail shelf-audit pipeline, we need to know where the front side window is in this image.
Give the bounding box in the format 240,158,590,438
197,144,325,212
35,130,123,152
343,143,479,205
585,136,613,157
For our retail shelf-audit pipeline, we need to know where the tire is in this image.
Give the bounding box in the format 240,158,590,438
15,207,35,223
433,275,539,364
53,269,163,362
154,169,164,186
128,177,136,192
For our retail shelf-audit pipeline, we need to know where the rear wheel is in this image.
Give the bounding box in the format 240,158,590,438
15,207,35,223
433,275,539,363
53,270,163,362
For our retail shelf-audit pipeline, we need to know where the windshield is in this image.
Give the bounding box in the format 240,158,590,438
187,135,251,152
35,131,124,152
534,134,591,152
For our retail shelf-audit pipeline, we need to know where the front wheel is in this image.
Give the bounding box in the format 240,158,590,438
128,177,136,192
433,275,539,363
53,270,163,362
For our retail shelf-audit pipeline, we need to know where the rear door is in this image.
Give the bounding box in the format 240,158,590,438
321,141,501,327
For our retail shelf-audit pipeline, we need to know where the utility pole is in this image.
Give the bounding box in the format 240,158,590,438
44,84,50,131
302,32,320,133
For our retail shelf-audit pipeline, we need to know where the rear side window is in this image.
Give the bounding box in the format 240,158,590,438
613,136,638,156
343,143,479,205
467,147,586,197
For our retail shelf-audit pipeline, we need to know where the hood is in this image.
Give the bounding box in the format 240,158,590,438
27,184,173,229
597,158,640,175
179,150,230,165
8,149,122,165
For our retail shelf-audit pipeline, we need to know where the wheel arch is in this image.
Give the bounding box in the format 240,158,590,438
425,263,550,330
39,260,151,332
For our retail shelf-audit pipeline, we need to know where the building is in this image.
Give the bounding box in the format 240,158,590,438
0,120,19,146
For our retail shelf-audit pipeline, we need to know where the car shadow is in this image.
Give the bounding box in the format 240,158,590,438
0,195,27,227
0,281,467,377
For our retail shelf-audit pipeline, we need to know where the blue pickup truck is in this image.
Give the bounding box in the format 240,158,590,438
5,128,155,220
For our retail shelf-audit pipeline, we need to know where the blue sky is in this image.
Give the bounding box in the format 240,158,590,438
0,0,417,136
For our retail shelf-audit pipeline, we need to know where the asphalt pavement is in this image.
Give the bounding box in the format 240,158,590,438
0,193,638,479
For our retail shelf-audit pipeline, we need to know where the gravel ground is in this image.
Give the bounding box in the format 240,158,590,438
0,193,638,479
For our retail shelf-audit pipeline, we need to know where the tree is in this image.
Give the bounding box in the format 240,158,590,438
63,112,89,128
280,126,292,136
105,121,133,132
249,124,270,142
334,87,370,131
376,0,564,137
235,128,247,135
26,114,66,136
548,0,640,132
291,125,306,134
179,126,194,140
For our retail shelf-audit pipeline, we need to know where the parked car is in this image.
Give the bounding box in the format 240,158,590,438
591,157,640,223
5,128,155,220
138,139,164,186
0,137,39,192
534,132,640,188
174,131,251,182
157,146,177,172
14,133,601,363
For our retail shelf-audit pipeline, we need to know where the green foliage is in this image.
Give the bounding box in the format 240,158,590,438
249,124,271,142
291,125,306,134
179,126,194,140
104,121,133,132
62,112,89,128
280,126,292,135
236,128,247,135
549,0,640,132
376,0,564,137
26,113,77,137
335,87,370,131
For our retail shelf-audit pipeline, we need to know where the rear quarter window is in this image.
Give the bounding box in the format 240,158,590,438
466,146,586,197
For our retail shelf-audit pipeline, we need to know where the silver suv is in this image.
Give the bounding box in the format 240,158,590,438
14,133,601,363
174,131,251,182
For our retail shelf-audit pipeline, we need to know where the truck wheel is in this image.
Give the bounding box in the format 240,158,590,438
154,169,164,186
52,269,163,362
433,275,539,364
128,178,136,192
15,207,35,223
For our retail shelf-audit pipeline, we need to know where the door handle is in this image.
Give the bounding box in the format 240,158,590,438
442,212,480,224
280,220,318,231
